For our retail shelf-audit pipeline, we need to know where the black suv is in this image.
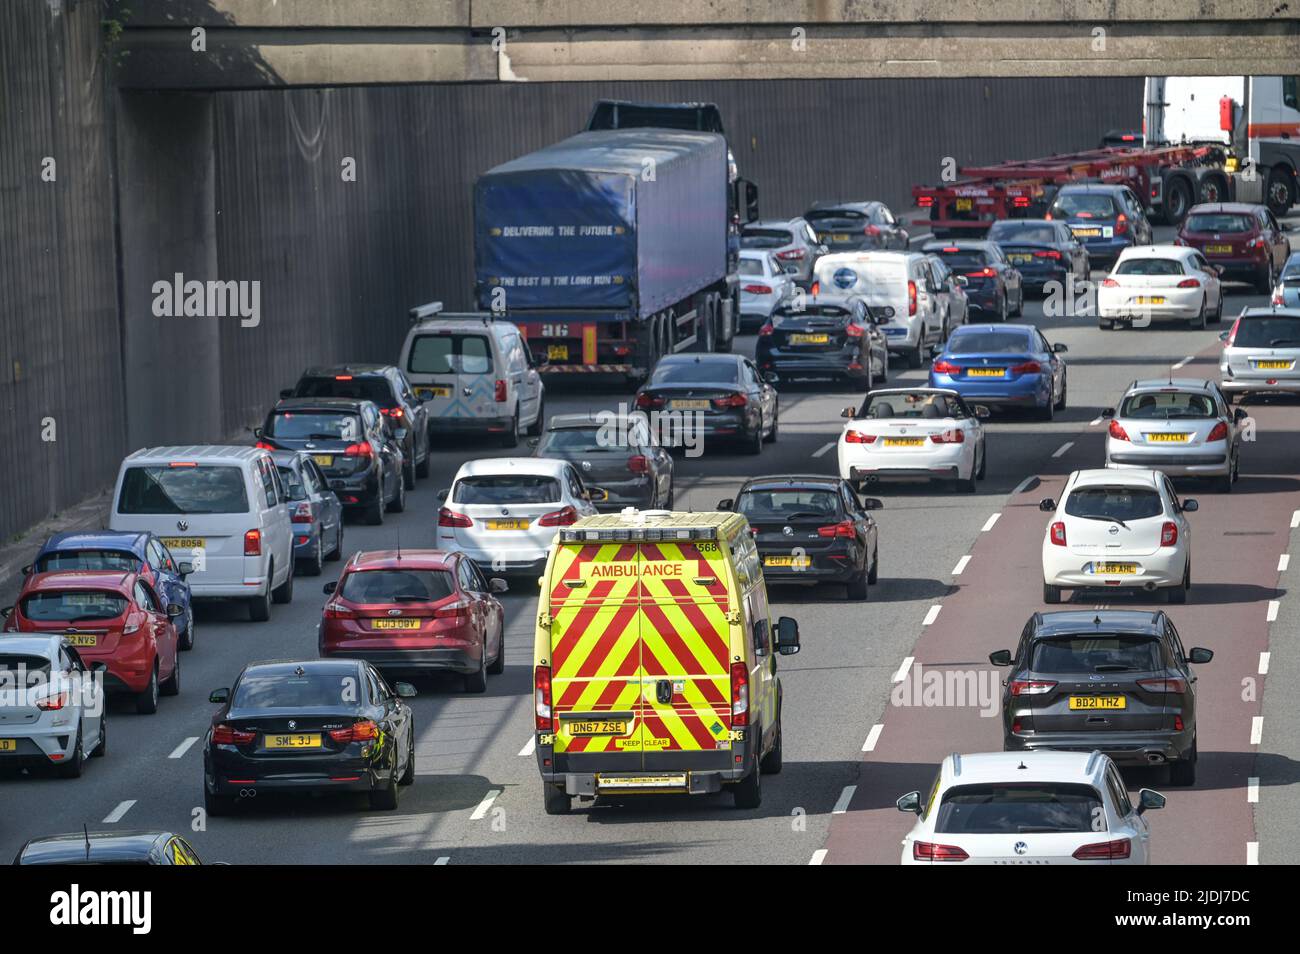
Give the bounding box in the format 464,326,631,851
283,365,431,489
990,610,1213,785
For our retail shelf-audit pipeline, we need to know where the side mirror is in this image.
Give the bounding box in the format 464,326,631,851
762,371,780,384
526,437,540,449
0,606,12,618
1052,342,1069,353
166,602,185,619
279,388,293,399
775,616,800,656
972,404,991,419
841,405,857,419
253,426,266,439
1038,497,1057,512
322,581,337,595
92,662,109,674
393,427,410,442
20,564,32,575
1234,408,1249,423
209,688,230,704
1136,789,1166,815
1213,264,1225,275
1218,331,1230,342
717,498,735,511
862,497,884,511
1188,647,1214,664
988,649,1013,666
394,681,418,699
178,562,194,577
1101,407,1115,419
436,489,449,503
1181,498,1199,512
489,578,509,594
896,791,923,815
954,275,969,287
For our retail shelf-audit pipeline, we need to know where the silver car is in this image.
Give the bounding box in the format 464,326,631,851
1219,306,1300,400
1102,378,1245,492
740,217,826,282
0,634,106,777
530,412,674,511
1271,252,1300,308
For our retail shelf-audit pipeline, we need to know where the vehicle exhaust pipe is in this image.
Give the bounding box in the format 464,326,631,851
1144,582,1158,592
239,788,257,798
1145,752,1165,765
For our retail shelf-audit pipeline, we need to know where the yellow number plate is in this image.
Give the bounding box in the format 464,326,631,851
312,454,335,467
955,199,973,211
265,733,321,749
967,368,1005,377
1069,695,1127,710
1135,296,1166,305
1146,433,1189,443
371,618,420,630
1072,228,1101,237
883,438,926,447
65,635,97,647
0,739,16,752
1094,562,1138,575
417,385,451,398
1254,360,1292,370
1008,253,1033,263
765,555,811,568
789,333,830,345
547,345,569,361
670,399,711,410
160,537,204,550
1205,244,1232,254
486,519,528,531
567,720,629,737
828,232,852,242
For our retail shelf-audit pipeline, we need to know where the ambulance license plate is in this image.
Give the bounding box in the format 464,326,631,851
598,774,688,790
1069,695,1126,710
567,720,628,736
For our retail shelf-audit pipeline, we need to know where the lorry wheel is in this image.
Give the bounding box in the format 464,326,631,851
1267,168,1296,218
1161,176,1193,227
693,296,715,352
543,785,571,815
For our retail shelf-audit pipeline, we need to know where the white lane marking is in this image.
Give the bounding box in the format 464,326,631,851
518,736,536,757
862,724,885,752
952,554,971,576
1267,600,1280,622
922,605,942,626
1247,842,1260,865
1012,475,1035,495
1248,777,1260,803
1259,652,1271,675
168,736,200,759
832,785,857,814
434,856,451,865
809,849,828,865
1172,355,1194,370
1089,416,1104,426
103,800,136,824
892,657,914,684
470,790,502,820
1052,441,1074,458
1280,554,1291,573
812,441,836,458
981,513,1000,532
1251,717,1264,745
1292,509,1300,529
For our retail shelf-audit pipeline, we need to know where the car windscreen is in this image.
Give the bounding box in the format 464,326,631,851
859,392,958,419
407,333,493,375
988,223,1057,244
35,549,141,574
932,250,991,270
1064,486,1163,521
295,375,393,407
276,466,308,501
933,783,1105,834
1231,315,1300,348
339,569,455,603
1114,258,1186,276
650,361,740,385
537,427,616,455
117,466,250,515
232,671,361,710
945,331,1032,355
1051,194,1117,218
1030,636,1165,674
20,591,129,622
452,475,561,505
268,411,363,442
737,488,843,522
1118,391,1215,419
1186,213,1253,233
739,258,766,277
741,229,794,249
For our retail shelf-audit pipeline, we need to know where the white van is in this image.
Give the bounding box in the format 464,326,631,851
109,446,295,622
398,303,545,448
813,251,946,368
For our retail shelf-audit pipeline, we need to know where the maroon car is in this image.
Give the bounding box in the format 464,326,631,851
1176,202,1291,293
319,550,506,692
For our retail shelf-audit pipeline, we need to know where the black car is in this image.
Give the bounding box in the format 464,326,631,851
203,658,417,815
634,354,779,455
922,240,1024,321
804,201,909,252
258,397,405,525
1047,183,1153,269
990,610,1213,785
283,364,432,489
755,294,889,388
986,219,1090,293
14,830,205,865
719,475,881,599
530,412,674,510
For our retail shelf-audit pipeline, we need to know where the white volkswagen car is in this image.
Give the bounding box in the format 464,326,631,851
0,635,106,778
436,457,602,575
1039,469,1196,604
1096,245,1224,330
837,388,987,493
897,750,1164,865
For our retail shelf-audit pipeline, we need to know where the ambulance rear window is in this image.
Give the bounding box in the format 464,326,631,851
452,475,560,504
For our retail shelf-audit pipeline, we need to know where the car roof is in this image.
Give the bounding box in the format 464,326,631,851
743,218,803,231
1187,202,1262,215
806,200,878,212
1068,468,1160,490
0,634,63,657
1127,377,1215,393
1055,183,1126,195
273,397,371,412
950,323,1034,335
454,456,570,480
243,658,363,676
922,239,996,252
739,475,843,492
1115,243,1193,259
656,352,740,365
816,250,918,265
301,364,395,377
18,830,170,865
124,445,269,465
1030,609,1165,638
941,750,1108,787
40,531,148,556
344,549,453,571
739,248,775,259
546,413,614,429
778,294,859,310
1239,306,1300,319
270,450,311,467
867,386,961,398
24,570,137,593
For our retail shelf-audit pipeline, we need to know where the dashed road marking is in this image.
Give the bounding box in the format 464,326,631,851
862,724,884,752
813,441,836,459
518,737,536,757
1280,554,1290,573
981,513,1000,532
809,849,828,865
1052,441,1074,458
1012,476,1035,495
1267,600,1280,622
103,800,136,824
923,605,942,626
1172,355,1194,370
1251,717,1264,745
1247,842,1259,865
832,785,857,814
1248,777,1260,803
168,737,199,759
470,790,502,820
1291,510,1300,529
892,657,914,684
434,856,451,865
952,555,971,576
1260,652,1271,675
1089,416,1104,426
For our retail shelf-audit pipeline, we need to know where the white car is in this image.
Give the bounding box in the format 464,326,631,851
1097,245,1224,330
813,251,946,368
399,303,545,448
837,388,987,493
738,250,794,332
0,635,106,777
109,446,295,622
897,750,1164,865
436,457,602,575
1039,469,1196,605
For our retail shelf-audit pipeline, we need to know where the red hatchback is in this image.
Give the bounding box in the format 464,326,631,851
3,571,182,714
319,550,507,692
1176,202,1292,293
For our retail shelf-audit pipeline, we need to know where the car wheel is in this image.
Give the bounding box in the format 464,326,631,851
92,714,107,758
907,339,924,369
664,485,675,509
402,456,416,491
526,398,545,437
205,787,234,817
1038,393,1055,422
764,405,779,443
487,628,505,675
1098,317,1114,331
731,752,763,809
976,442,987,480
543,784,571,816
956,466,977,494
272,559,294,604
302,532,324,576
369,763,400,811
1043,582,1062,604
464,645,488,693
326,521,344,561
846,566,869,600
399,729,416,786
160,652,180,696
388,475,406,513
1210,291,1224,324
500,409,520,449
759,709,783,775
1256,259,1275,295
867,545,879,585
415,446,431,479
179,613,195,651
744,416,764,455
135,664,160,714
57,725,85,778
1216,464,1234,494
1011,288,1024,317
1167,563,1190,604
1170,738,1197,786
1190,297,1207,330
366,490,385,526
1054,376,1067,411
999,295,1008,323
248,582,272,621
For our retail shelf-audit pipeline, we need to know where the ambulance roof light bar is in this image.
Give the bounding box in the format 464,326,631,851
559,526,718,543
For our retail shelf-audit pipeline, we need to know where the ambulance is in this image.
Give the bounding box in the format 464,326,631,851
532,510,800,814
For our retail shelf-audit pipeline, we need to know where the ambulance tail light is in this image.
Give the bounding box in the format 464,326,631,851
535,666,553,730
730,661,749,726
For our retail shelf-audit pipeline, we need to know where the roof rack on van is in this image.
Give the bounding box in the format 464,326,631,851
408,300,505,325
408,300,444,322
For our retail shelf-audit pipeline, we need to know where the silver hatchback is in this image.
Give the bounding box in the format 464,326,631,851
1102,378,1245,491
1219,307,1300,399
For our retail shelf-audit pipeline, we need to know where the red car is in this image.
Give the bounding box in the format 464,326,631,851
3,571,182,714
319,550,507,692
1176,202,1292,293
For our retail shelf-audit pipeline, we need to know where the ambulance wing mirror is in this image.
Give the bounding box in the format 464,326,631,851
776,616,800,656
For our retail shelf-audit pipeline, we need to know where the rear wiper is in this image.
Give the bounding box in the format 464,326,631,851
392,595,431,602
1093,665,1141,672
781,512,829,521
1017,826,1075,834
1075,514,1130,530
1267,339,1300,347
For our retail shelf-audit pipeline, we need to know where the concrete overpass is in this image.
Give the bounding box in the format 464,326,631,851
113,0,1300,88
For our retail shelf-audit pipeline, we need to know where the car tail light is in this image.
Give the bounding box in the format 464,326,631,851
344,442,373,458
932,359,959,374
1274,287,1286,305
1012,196,1030,208
1049,522,1067,547
323,600,356,620
918,195,934,208
1225,316,1240,346
1034,250,1062,260
538,505,579,527
1173,237,1187,246
1160,521,1178,547
122,615,142,636
810,281,820,295
758,322,775,336
930,429,965,444
776,248,806,260
1177,278,1201,288
1108,419,1130,442
1101,278,1119,287
291,502,314,524
1010,679,1057,695
817,520,856,539
1011,361,1041,374
1246,236,1263,249
730,661,749,726
380,406,404,421
35,692,68,711
712,393,748,409
438,507,473,528
334,375,353,381
1115,213,1129,235
329,720,379,744
627,454,650,474
965,267,997,278
908,280,917,316
494,379,508,403
1174,716,1184,731
244,529,261,556
913,841,969,862
433,598,470,620
864,224,882,236
212,724,257,746
1073,838,1131,861
255,441,276,450
535,666,553,730
844,430,876,444
635,392,665,410
1044,212,1053,220
845,323,864,337
1207,421,1229,442
743,283,774,295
